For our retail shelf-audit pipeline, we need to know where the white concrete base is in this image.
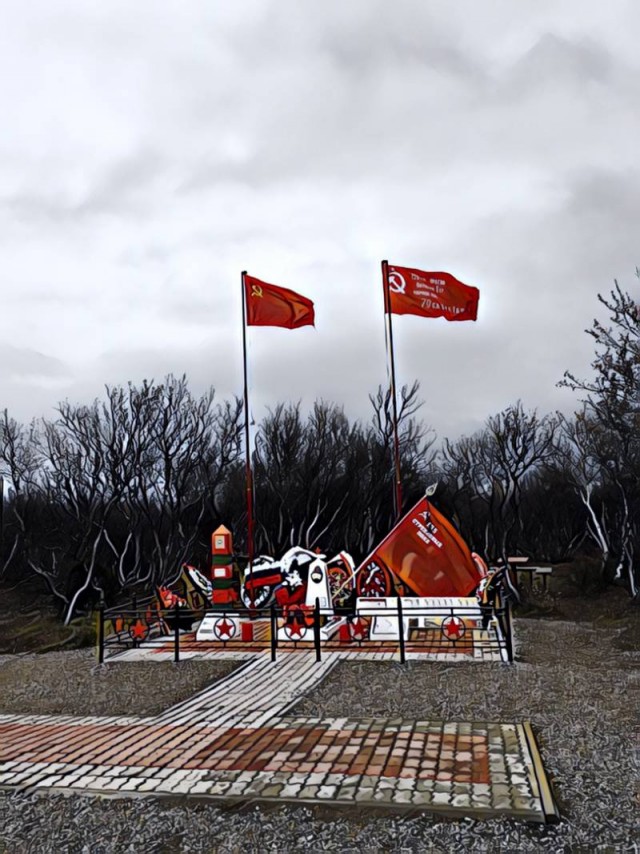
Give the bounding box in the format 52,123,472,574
356,596,484,641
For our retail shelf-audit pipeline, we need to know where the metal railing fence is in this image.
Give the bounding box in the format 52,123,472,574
97,594,514,664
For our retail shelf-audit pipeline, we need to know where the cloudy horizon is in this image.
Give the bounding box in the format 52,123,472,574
1,0,638,441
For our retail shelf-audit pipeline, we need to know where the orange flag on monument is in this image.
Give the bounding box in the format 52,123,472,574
244,275,315,329
355,496,484,598
386,266,479,322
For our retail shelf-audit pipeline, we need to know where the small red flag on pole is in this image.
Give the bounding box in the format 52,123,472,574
241,272,314,606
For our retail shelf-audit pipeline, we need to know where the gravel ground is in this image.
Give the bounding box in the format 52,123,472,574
0,619,639,853
0,651,239,717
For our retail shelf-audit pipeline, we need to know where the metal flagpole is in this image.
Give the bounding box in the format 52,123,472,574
0,476,4,563
381,260,403,520
241,272,255,605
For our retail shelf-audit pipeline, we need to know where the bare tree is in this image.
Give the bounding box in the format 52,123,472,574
123,375,243,586
441,402,559,561
253,402,360,555
0,411,41,580
362,382,436,546
25,401,124,623
561,277,640,597
249,383,436,561
9,375,243,621
556,411,612,576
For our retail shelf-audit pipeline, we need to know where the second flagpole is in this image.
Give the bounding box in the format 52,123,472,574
381,260,403,521
241,271,255,605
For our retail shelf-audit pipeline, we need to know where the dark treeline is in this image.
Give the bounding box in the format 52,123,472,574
1,280,638,622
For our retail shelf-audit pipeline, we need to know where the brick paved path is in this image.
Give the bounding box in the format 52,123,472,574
0,652,558,822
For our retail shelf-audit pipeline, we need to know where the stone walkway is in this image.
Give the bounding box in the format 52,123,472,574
0,651,558,822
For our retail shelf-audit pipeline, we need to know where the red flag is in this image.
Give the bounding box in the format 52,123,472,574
244,275,314,329
386,266,479,321
355,496,483,598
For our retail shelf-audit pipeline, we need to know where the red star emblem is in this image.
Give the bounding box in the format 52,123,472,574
287,620,304,638
442,616,465,640
350,618,368,641
214,618,235,639
129,619,147,641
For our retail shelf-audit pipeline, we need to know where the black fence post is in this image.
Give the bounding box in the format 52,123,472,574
504,599,514,663
450,607,456,649
397,597,406,664
0,476,4,561
97,605,105,664
174,603,180,663
314,597,321,662
131,607,139,649
270,602,277,662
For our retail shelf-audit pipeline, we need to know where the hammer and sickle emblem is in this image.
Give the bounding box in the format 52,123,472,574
251,284,263,298
388,270,406,294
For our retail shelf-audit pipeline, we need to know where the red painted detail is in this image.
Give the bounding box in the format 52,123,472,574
212,588,238,604
356,561,393,598
214,618,236,640
442,616,465,639
275,585,306,608
349,618,369,641
245,573,281,590
129,619,147,641
157,586,187,609
284,620,306,640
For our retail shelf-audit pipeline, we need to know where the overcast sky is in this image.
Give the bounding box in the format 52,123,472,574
1,0,639,441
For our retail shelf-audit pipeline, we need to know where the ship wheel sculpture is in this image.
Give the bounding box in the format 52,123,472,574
355,560,393,598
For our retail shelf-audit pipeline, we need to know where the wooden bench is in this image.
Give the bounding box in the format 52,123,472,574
510,565,553,592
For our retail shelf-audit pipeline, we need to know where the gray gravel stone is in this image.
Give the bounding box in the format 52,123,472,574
0,649,238,717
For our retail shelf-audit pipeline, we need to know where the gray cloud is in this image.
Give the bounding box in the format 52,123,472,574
0,1,638,441
0,347,72,421
0,346,69,380
507,33,614,90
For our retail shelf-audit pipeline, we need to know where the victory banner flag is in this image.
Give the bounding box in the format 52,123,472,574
355,496,483,598
386,266,479,322
244,275,315,329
